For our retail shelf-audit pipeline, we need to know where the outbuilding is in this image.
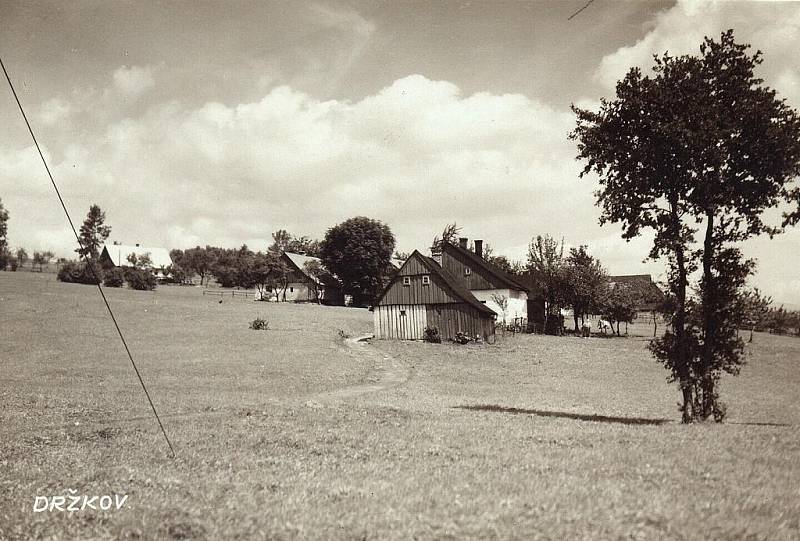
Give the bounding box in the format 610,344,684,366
373,250,496,341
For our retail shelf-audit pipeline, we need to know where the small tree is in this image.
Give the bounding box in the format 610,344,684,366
0,198,9,271
601,284,638,336
103,267,125,287
527,235,565,332
303,259,326,304
562,246,607,332
491,293,509,329
737,288,772,342
430,222,461,254
76,204,111,260
15,247,28,270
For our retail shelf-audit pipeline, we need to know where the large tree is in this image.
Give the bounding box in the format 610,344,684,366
320,216,395,306
572,30,800,422
76,204,111,260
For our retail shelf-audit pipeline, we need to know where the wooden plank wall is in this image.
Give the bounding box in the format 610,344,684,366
441,248,496,290
425,304,495,341
374,305,427,340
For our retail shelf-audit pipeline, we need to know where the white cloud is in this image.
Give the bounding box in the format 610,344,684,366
1,74,596,260
112,65,156,99
37,98,73,125
595,0,800,107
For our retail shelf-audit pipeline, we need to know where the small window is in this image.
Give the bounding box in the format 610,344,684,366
400,310,407,316
290,287,294,292
402,276,411,286
422,275,430,285
464,267,472,276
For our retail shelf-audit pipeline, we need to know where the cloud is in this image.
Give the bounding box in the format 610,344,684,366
112,65,156,100
594,0,800,107
37,98,73,125
1,75,606,262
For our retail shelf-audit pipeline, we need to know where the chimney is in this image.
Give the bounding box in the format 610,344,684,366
475,239,483,258
458,237,468,250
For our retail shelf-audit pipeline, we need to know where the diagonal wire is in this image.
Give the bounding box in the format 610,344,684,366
1,56,176,458
568,0,596,21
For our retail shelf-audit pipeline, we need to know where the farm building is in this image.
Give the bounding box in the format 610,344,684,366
280,252,343,304
439,238,530,325
99,243,173,279
607,274,665,319
373,250,496,341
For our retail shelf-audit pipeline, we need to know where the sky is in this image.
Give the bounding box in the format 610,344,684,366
1,0,800,306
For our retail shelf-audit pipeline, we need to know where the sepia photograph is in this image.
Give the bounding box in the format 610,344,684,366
1,0,800,539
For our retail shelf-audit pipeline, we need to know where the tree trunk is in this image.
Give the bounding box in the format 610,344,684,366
700,210,716,420
573,311,580,333
671,197,693,423
653,312,658,337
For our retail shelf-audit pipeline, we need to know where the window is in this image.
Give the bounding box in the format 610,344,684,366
402,276,411,286
464,267,472,276
400,310,407,316
422,275,430,285
290,287,294,292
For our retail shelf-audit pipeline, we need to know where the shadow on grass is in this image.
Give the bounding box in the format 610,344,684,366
455,404,673,426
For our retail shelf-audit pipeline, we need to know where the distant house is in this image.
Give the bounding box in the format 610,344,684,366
439,238,530,325
607,274,665,318
373,250,496,341
99,243,173,279
280,252,343,304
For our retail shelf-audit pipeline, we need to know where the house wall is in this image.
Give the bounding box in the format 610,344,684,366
283,282,315,302
471,288,528,323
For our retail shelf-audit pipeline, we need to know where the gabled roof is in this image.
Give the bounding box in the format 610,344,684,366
608,274,654,285
442,242,529,292
282,252,339,286
101,244,173,269
607,274,664,308
381,250,495,316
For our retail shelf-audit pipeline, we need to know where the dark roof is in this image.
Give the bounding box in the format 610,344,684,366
607,274,653,284
443,242,529,292
607,274,664,308
376,250,495,317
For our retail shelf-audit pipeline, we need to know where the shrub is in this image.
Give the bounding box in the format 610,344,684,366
423,326,441,343
103,267,125,287
250,318,269,330
57,260,103,285
124,267,157,291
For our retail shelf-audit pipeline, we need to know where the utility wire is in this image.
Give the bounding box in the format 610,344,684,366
568,0,596,20
0,56,176,458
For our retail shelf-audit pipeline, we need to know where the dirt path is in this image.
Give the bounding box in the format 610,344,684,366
305,334,410,406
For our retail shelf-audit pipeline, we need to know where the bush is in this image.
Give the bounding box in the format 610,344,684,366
250,318,269,330
57,260,103,285
423,326,442,343
103,267,125,287
124,267,157,291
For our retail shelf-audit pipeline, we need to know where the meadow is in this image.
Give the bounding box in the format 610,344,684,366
1,271,799,540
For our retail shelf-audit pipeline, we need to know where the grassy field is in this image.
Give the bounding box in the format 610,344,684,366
1,271,799,540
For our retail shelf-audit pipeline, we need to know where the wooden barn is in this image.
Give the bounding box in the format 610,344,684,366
373,250,496,341
440,238,530,325
280,252,344,304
